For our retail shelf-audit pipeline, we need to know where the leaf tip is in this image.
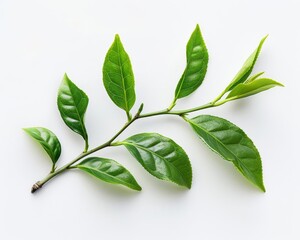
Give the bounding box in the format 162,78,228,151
253,176,265,192
259,184,266,193
22,127,32,134
63,72,69,79
180,177,192,189
62,73,70,84
194,24,201,35
23,128,30,136
260,34,269,45
114,34,121,41
186,173,192,189
134,185,142,191
137,103,144,115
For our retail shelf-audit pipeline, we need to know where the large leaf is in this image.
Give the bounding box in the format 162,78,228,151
226,36,268,91
186,115,265,191
23,127,61,165
119,133,192,188
174,24,208,100
57,74,89,151
77,157,141,191
102,34,136,119
226,78,283,100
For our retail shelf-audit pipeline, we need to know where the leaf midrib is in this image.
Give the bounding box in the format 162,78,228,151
66,81,87,140
116,39,129,113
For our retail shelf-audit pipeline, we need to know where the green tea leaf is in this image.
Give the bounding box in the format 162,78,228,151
174,24,208,100
57,74,89,151
226,36,268,91
119,133,192,189
187,115,265,191
226,78,283,100
244,72,264,83
77,157,141,191
102,34,135,119
23,127,61,166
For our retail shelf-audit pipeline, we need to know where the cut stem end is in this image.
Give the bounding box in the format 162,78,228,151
31,182,43,194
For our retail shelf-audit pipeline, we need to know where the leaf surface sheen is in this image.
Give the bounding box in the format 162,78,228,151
175,24,208,99
77,157,141,191
102,35,135,116
187,115,265,191
121,133,192,189
57,74,89,149
24,127,61,165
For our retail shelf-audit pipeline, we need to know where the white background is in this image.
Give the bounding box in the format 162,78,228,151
1,0,299,239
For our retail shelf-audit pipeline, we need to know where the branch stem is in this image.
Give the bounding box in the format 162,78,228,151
31,99,229,193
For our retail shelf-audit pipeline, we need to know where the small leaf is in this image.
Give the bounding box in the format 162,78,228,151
174,24,209,100
226,36,268,91
119,133,192,188
244,72,264,83
77,157,141,191
57,74,89,151
186,115,265,191
226,78,283,100
102,34,136,119
23,127,61,166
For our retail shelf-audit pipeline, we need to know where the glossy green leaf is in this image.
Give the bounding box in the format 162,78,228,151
23,127,61,165
119,133,192,189
174,24,208,100
77,157,141,191
187,115,265,191
227,78,283,100
102,34,136,119
57,74,89,151
226,36,268,91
